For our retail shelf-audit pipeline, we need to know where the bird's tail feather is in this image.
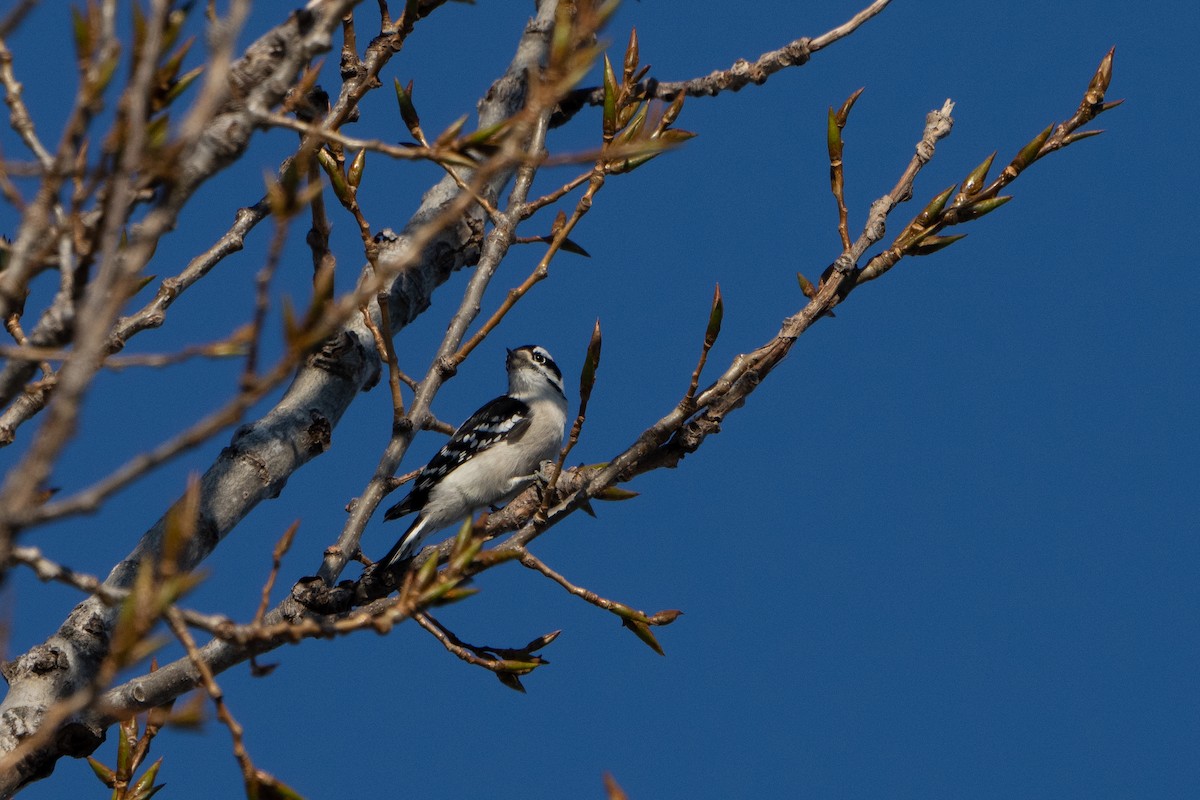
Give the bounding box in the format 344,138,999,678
376,515,428,573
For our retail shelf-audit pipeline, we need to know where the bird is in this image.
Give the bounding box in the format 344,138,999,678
376,345,568,572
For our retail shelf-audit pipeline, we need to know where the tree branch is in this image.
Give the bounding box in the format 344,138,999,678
551,0,891,126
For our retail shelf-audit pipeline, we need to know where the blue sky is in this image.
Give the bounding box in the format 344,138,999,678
3,0,1198,798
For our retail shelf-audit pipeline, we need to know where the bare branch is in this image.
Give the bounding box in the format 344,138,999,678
552,0,892,125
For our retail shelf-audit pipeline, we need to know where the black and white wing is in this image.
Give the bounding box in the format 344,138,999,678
383,395,532,521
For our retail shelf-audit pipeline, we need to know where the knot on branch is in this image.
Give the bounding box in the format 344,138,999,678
55,720,103,758
301,410,332,456
780,38,812,67
292,563,403,616
292,576,355,615
434,356,458,380
308,330,368,382
23,645,69,677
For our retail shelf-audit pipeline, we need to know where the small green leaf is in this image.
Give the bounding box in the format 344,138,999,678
129,757,163,798
836,87,864,126
86,756,116,788
957,195,1012,221
595,486,638,501
434,150,479,169
623,28,639,85
164,66,203,105
461,118,511,147
602,54,618,138
579,319,602,402
254,771,308,800
71,7,91,63
550,0,573,66
651,128,696,145
1087,47,1116,102
415,551,440,587
622,618,665,656
648,609,683,626
497,672,526,693
908,233,967,256
421,575,467,604
315,148,351,204
130,783,165,800
826,106,842,160
433,114,469,149
524,630,562,652
347,148,366,188
1010,124,1053,171
451,516,473,558
1061,128,1105,146
960,152,997,196
659,90,685,131
162,4,189,54
93,50,121,94
157,37,194,87
557,237,590,258
393,78,421,138
428,586,480,606
918,184,957,226
144,115,169,150
448,537,483,574
126,274,157,299
705,283,723,346
616,101,647,140
115,714,136,772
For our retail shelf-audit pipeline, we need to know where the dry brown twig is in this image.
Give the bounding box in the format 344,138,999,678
414,612,560,692
162,609,264,797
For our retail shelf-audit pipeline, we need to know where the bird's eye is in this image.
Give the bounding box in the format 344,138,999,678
532,351,545,364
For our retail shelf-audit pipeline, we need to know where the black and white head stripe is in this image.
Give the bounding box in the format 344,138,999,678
383,396,531,520
511,344,561,380
507,344,565,399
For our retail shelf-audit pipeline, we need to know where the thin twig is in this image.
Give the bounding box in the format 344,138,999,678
517,548,676,626
253,522,299,627
520,169,593,216
0,335,248,370
0,0,38,40
0,33,54,169
163,608,259,795
360,304,407,422
242,218,291,384
683,285,723,406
